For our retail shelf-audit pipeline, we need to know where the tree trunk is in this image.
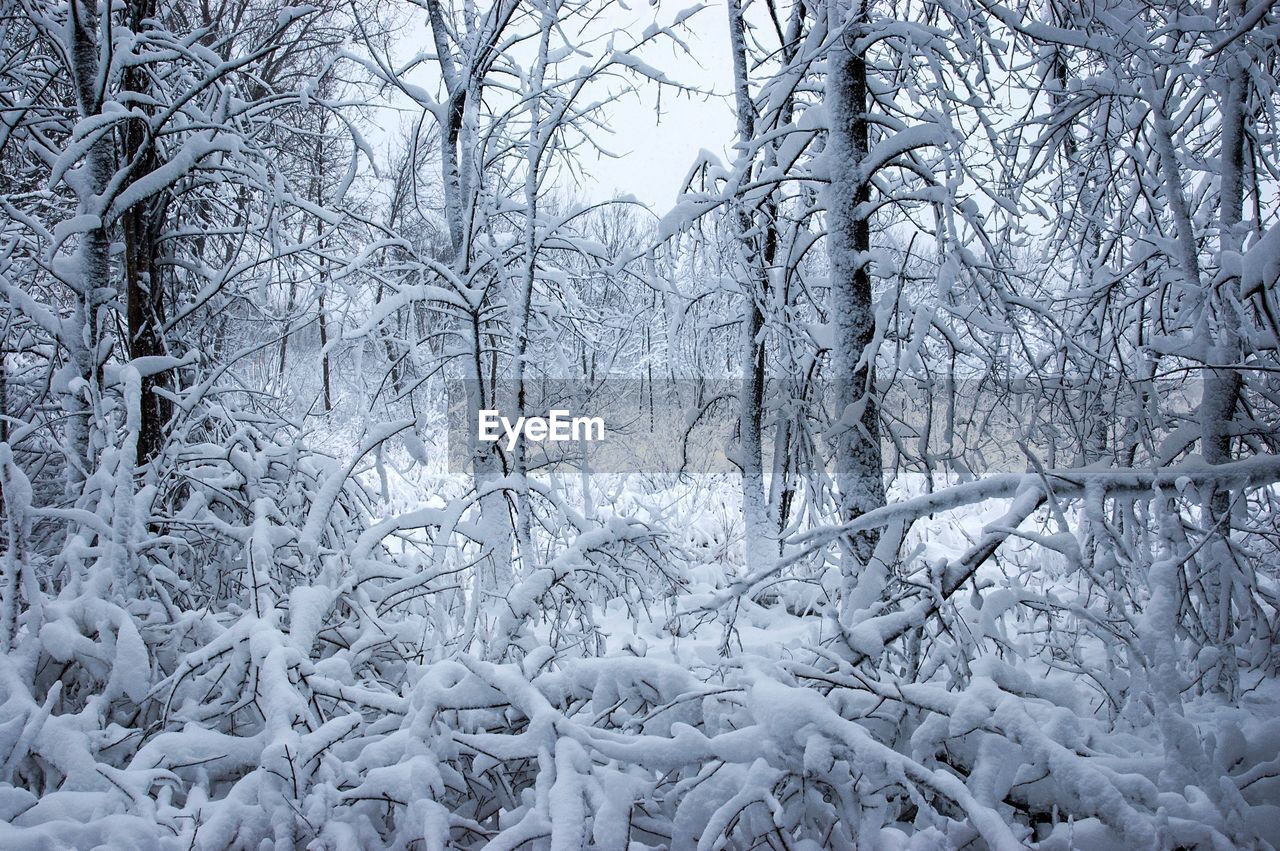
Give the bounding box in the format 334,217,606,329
121,0,170,466
727,0,777,578
318,288,332,411
65,0,114,494
424,0,516,597
1198,0,1250,697
826,0,886,600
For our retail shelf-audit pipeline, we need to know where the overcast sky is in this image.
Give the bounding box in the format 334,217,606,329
384,1,741,213
572,2,737,208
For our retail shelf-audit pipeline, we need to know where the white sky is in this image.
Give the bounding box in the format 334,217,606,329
570,2,737,208
380,1,740,212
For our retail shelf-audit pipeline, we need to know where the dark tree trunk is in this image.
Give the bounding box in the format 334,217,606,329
827,0,885,572
122,0,171,465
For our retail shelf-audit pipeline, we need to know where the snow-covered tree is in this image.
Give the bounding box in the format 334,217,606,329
2,0,1279,847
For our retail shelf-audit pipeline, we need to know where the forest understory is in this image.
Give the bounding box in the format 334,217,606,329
1,0,1279,848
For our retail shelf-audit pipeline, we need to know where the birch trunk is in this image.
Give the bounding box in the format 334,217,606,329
65,0,113,495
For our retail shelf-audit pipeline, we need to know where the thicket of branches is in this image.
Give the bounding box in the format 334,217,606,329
1,0,1278,847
